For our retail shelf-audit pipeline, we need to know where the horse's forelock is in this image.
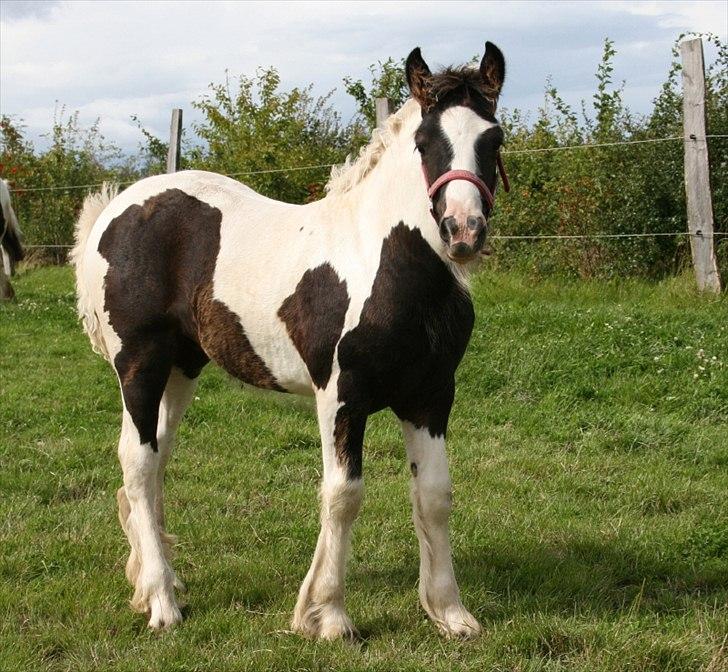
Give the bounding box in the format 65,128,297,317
428,66,499,114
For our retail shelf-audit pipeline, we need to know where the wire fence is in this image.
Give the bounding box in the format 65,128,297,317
22,231,727,251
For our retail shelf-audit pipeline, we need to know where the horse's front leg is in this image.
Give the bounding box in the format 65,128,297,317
292,382,365,640
400,415,481,639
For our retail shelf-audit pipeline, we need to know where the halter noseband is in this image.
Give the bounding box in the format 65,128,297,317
422,153,510,222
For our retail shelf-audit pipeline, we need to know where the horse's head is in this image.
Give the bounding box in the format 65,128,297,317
406,42,506,263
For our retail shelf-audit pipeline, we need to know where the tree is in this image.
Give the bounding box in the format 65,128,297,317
0,109,121,262
343,58,409,150
188,68,351,203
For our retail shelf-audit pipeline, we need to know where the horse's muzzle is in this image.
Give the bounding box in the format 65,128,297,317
440,215,487,263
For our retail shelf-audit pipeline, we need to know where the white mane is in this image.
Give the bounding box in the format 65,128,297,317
326,99,420,196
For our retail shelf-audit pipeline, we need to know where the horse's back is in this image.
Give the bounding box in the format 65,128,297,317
94,170,285,225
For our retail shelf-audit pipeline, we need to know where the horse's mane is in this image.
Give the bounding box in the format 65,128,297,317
326,66,496,196
326,98,420,196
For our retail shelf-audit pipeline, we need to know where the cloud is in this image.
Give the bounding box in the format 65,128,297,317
1,0,64,21
1,1,725,153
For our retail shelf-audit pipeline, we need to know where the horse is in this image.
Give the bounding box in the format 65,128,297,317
72,42,508,640
0,179,24,301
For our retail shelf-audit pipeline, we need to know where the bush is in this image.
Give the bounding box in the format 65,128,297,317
488,35,727,280
1,35,725,281
0,110,132,263
187,68,352,204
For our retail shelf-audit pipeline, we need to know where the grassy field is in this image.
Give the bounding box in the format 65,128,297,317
1,266,727,672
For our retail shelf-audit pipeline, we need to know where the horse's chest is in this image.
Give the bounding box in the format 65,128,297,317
337,222,474,405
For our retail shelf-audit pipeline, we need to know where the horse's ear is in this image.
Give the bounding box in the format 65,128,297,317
480,41,506,95
406,47,434,111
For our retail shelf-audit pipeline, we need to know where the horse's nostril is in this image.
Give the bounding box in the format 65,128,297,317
439,216,458,241
467,216,485,232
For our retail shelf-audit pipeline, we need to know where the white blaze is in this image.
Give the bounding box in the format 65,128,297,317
438,107,496,219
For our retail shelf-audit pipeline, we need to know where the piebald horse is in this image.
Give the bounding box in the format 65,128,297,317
73,43,508,639
1,179,24,301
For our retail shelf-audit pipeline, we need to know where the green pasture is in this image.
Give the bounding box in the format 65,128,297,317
1,266,726,671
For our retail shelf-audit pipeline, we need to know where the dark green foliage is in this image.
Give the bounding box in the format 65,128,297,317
188,68,351,204
1,36,726,281
489,35,727,280
344,57,409,149
0,111,131,263
130,113,175,176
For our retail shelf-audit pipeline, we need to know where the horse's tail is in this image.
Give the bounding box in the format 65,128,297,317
71,183,118,360
0,179,24,273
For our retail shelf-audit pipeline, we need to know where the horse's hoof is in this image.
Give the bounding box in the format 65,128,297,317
148,601,183,631
292,603,359,641
433,604,482,640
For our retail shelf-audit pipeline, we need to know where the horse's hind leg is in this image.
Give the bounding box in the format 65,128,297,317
115,348,185,629
117,366,198,600
155,367,198,548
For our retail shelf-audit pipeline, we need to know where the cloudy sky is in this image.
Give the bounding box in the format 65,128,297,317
1,0,726,154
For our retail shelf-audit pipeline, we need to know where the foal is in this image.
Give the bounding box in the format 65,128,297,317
73,43,507,639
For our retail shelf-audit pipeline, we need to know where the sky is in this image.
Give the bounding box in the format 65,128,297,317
1,0,726,154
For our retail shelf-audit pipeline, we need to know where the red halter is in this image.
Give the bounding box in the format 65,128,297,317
422,152,510,222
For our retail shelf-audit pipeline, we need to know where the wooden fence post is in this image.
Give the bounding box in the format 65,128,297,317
681,38,721,293
166,109,183,174
375,97,393,129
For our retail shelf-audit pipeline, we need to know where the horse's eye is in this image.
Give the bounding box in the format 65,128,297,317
415,143,425,155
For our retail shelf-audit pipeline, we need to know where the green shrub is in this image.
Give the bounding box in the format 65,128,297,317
187,67,352,204
1,35,725,281
488,35,727,280
0,110,132,263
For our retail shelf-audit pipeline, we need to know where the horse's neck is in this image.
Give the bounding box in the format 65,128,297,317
335,121,445,259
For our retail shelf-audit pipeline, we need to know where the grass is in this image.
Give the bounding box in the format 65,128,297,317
1,265,727,672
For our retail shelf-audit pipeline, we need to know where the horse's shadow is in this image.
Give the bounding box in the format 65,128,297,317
352,536,727,638
175,527,725,643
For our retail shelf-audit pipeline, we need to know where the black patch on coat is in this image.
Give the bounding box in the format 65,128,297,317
474,125,505,200
99,189,282,448
334,406,366,480
278,263,349,390
415,113,454,217
337,222,474,450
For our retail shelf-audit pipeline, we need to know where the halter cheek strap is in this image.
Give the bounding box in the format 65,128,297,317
422,152,510,222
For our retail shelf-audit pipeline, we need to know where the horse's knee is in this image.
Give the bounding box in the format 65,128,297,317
320,478,363,524
413,477,452,525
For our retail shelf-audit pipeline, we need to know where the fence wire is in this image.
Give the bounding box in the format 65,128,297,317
9,131,728,253
23,230,727,251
